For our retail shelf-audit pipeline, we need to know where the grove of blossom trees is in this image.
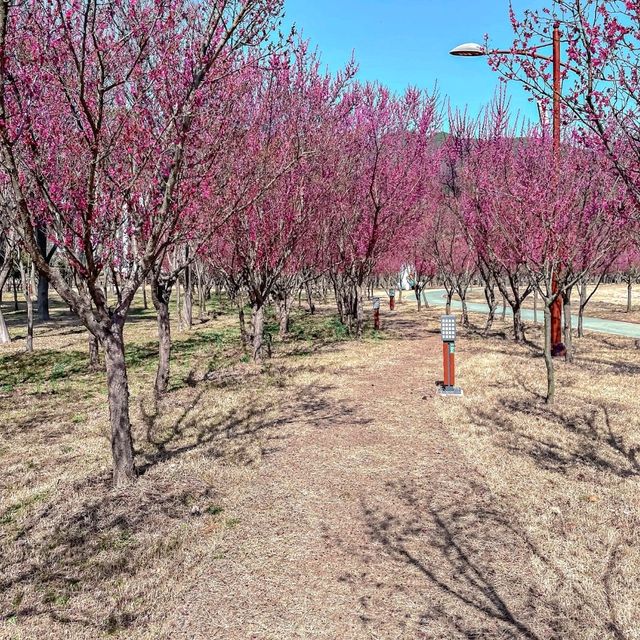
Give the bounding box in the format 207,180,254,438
1,0,639,485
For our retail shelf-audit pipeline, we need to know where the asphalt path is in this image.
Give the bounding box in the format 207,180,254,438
392,287,640,339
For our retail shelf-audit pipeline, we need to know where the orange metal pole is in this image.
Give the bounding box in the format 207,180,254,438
442,342,450,387
551,22,565,354
449,350,455,388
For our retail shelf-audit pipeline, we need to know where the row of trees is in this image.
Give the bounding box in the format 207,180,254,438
0,0,639,486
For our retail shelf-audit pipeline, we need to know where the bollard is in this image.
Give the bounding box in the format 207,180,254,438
372,297,381,330
439,315,463,396
389,288,395,311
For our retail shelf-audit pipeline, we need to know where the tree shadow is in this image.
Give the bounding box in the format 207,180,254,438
0,469,216,634
1,366,368,634
351,478,625,638
468,399,640,481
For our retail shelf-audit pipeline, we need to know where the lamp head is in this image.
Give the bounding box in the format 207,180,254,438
449,42,486,57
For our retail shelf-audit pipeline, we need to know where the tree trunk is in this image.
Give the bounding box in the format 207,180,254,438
305,280,315,315
563,288,574,363
543,303,555,405
461,296,469,327
197,269,206,322
483,284,497,336
445,290,452,315
142,278,148,310
36,272,50,322
277,296,290,338
578,278,586,338
89,333,100,370
627,276,633,313
183,252,192,330
238,304,248,349
36,227,50,322
176,280,183,332
251,303,266,362
12,276,18,311
533,289,538,325
415,286,422,311
19,261,34,352
103,323,137,487
151,275,173,396
0,307,9,344
512,306,525,343
501,295,507,320
355,285,364,338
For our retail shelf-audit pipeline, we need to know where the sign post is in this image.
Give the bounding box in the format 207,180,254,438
389,288,395,311
372,297,381,330
439,315,463,396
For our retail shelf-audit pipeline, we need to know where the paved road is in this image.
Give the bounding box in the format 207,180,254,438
394,288,640,340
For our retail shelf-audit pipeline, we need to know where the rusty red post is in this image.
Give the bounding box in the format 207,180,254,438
439,315,462,395
389,288,395,311
372,297,381,330
550,22,565,356
442,342,450,387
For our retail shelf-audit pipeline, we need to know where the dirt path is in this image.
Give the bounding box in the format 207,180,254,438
158,310,550,639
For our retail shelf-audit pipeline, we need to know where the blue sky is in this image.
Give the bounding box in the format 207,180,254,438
282,0,547,125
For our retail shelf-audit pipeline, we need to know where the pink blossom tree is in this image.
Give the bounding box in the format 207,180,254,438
492,1,640,210
204,45,355,361
463,126,626,402
0,0,285,486
326,84,440,336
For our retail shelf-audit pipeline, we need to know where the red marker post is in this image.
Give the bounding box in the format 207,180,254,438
372,297,381,330
439,315,463,396
389,288,396,311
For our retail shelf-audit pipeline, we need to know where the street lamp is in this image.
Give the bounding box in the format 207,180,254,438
450,24,566,356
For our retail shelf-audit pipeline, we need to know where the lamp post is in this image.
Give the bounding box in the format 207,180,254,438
450,23,565,356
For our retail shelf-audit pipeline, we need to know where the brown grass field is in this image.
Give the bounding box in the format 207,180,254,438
0,290,639,639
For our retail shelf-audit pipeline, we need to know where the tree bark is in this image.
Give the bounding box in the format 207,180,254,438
543,303,555,405
183,248,192,330
355,285,364,338
0,307,9,344
251,303,266,362
461,296,469,327
305,280,315,315
483,283,497,336
563,287,574,363
36,227,51,322
533,289,538,325
89,333,100,370
0,254,12,344
578,277,586,338
512,306,525,343
19,260,34,352
142,278,148,310
103,323,137,487
197,268,206,322
277,296,290,338
151,275,173,396
238,305,248,349
175,279,182,331
627,276,633,313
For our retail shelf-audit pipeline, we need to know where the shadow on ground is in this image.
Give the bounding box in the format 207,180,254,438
343,478,628,639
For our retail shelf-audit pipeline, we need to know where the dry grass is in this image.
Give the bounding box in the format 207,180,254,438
0,293,639,639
